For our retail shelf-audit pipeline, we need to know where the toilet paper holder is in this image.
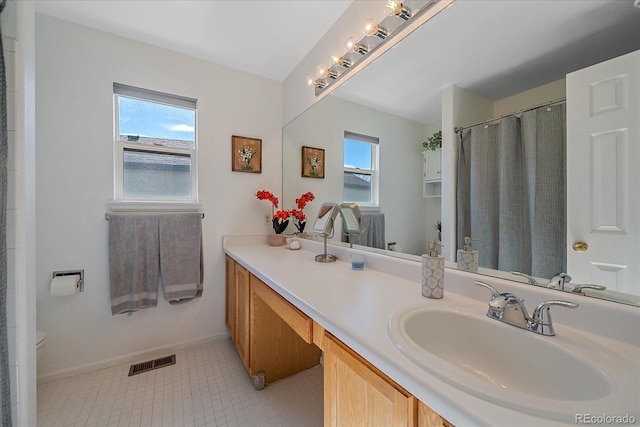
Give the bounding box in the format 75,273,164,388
52,270,84,292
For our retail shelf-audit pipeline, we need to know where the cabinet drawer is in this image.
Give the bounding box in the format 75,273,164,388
251,277,313,343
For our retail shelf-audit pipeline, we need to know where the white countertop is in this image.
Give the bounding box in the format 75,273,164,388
223,235,640,427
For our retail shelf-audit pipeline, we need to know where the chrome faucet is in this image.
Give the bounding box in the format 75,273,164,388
568,283,607,294
547,272,572,290
475,281,578,336
511,271,539,286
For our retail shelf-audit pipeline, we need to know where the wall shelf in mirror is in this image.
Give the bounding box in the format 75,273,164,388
423,150,441,198
423,182,441,198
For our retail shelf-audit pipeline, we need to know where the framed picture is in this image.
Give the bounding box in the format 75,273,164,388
232,135,262,173
301,146,325,178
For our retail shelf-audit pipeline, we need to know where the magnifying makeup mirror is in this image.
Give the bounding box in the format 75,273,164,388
313,202,340,262
340,203,365,247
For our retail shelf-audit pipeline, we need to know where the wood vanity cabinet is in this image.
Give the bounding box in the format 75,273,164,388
324,333,417,426
324,332,454,427
250,274,320,384
418,401,454,427
225,256,250,371
225,256,320,386
226,255,452,426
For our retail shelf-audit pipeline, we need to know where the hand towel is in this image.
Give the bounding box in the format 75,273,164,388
108,214,160,315
344,213,385,249
159,213,203,304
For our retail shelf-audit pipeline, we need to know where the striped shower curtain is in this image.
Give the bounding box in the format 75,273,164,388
456,103,566,279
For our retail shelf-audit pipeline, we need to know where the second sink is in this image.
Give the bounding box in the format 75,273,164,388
388,305,639,423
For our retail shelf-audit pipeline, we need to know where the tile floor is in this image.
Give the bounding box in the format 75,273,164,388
37,338,324,427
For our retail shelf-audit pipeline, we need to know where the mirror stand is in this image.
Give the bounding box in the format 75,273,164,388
315,224,337,262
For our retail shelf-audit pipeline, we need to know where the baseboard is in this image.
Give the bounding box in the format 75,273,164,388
37,331,230,385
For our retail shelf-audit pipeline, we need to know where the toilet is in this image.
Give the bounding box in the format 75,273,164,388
36,330,46,364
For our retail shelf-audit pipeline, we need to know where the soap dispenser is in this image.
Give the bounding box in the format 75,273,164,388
457,236,479,272
421,240,445,299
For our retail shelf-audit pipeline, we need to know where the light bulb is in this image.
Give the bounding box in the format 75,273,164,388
344,36,357,51
387,0,411,20
306,75,315,86
315,64,329,79
332,55,352,68
363,17,388,39
363,18,379,37
344,36,368,55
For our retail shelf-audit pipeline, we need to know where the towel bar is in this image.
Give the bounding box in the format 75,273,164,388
105,213,204,220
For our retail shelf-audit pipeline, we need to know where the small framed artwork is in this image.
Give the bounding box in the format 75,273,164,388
232,135,262,173
302,146,325,178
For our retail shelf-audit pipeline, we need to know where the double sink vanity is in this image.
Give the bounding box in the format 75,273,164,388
223,235,639,426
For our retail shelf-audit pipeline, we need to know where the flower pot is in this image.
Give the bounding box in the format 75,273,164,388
267,233,286,247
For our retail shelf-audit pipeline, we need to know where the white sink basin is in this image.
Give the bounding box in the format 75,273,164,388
388,305,640,423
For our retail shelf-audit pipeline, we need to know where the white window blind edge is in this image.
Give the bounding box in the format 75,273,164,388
114,82,196,109
344,131,379,145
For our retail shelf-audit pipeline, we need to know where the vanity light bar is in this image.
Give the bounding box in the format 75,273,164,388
310,0,452,96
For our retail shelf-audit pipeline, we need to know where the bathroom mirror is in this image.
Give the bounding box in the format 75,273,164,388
283,0,640,306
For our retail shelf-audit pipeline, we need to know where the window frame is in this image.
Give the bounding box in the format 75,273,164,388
113,83,198,203
343,131,379,207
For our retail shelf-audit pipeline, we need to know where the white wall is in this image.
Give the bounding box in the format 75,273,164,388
35,14,282,381
3,0,38,423
3,0,19,421
283,95,427,255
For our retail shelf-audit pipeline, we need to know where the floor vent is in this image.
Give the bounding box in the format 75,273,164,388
128,354,176,377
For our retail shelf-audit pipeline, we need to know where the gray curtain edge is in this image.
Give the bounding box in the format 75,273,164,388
0,0,12,425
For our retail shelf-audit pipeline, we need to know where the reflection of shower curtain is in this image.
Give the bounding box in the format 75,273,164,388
0,0,11,424
456,103,566,279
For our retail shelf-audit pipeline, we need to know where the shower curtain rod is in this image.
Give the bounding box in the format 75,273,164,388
454,96,566,134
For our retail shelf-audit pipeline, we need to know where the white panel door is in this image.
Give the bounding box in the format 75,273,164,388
566,50,639,294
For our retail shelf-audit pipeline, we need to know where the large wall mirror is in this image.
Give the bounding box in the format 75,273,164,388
283,0,640,306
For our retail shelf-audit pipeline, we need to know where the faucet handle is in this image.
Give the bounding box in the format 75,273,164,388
511,271,539,286
568,283,606,294
531,300,579,336
474,280,500,298
547,272,572,290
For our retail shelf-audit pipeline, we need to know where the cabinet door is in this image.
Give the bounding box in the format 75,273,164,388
418,401,454,427
424,150,442,182
225,256,236,337
234,262,250,371
324,334,416,427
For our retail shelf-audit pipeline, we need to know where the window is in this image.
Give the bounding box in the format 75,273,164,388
343,131,379,206
113,83,197,202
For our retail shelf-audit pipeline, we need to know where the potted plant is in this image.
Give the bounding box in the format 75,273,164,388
422,130,442,151
256,190,315,246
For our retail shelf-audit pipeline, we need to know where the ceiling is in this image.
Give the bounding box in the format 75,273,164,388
35,0,640,124
34,0,353,82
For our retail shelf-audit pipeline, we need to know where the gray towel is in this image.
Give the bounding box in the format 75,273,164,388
344,213,385,249
109,214,160,315
159,213,203,304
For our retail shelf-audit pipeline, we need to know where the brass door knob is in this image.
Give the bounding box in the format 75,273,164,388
572,241,588,252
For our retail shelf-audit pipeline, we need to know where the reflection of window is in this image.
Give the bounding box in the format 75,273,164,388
343,131,379,206
113,83,198,201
